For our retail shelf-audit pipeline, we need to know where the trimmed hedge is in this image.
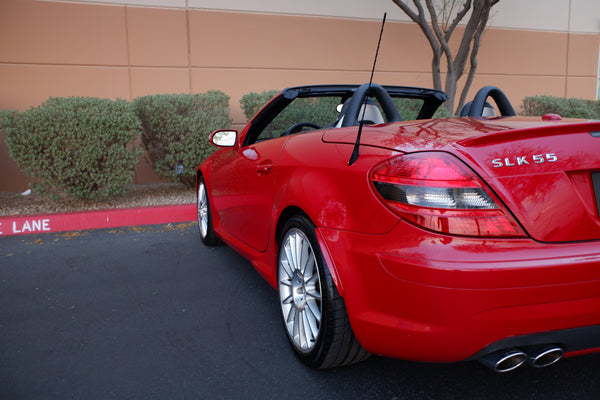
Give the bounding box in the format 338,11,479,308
394,98,454,119
133,92,232,187
240,90,279,122
1,97,141,200
521,95,600,119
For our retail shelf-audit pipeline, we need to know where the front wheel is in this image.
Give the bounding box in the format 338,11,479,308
277,215,369,368
197,177,220,246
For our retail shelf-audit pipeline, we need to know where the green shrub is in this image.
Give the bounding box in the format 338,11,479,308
521,95,599,119
393,98,422,120
133,92,232,187
259,97,341,139
432,105,454,119
393,98,453,119
240,90,279,122
1,97,141,200
583,98,600,118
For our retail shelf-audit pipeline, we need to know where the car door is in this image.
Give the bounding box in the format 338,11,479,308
209,135,286,253
208,89,341,252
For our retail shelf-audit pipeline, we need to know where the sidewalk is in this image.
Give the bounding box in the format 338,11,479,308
0,204,196,237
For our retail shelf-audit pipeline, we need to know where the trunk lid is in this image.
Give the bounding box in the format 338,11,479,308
323,117,600,242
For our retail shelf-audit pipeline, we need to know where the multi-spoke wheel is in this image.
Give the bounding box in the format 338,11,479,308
277,215,370,368
197,176,220,246
279,226,323,353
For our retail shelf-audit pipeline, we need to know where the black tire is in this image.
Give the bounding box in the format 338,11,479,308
197,176,220,246
277,214,370,368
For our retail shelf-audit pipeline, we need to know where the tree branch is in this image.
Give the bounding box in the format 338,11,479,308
392,0,444,90
392,0,499,113
451,0,486,83
457,0,493,112
444,0,472,41
391,0,419,21
424,0,454,75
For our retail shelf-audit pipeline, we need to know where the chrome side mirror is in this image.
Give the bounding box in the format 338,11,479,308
210,129,238,147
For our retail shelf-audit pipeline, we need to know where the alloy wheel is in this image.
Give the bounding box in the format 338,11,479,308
278,228,323,353
197,182,208,239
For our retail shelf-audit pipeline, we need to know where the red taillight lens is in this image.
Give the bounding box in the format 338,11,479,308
371,153,526,237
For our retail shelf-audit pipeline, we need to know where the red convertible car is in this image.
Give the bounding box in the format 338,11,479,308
195,83,600,372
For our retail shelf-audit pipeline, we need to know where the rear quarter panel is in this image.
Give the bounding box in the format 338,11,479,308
272,131,399,236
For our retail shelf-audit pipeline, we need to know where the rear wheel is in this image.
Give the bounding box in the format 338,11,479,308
277,215,369,368
197,177,220,246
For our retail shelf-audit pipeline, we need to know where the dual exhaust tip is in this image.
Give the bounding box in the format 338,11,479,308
479,345,565,373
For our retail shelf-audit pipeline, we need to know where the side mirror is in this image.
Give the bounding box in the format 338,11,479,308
210,129,238,147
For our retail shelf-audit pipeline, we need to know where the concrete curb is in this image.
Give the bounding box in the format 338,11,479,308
0,204,196,237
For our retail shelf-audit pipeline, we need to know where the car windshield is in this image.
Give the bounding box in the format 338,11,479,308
255,96,428,142
244,85,446,146
256,96,341,141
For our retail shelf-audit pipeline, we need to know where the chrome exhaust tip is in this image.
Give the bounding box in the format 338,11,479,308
479,349,527,373
527,346,564,368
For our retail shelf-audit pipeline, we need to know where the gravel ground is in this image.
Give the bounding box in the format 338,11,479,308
0,183,196,217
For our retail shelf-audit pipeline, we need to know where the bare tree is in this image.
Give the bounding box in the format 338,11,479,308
392,0,499,114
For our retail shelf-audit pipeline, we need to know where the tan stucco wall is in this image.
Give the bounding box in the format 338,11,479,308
54,0,600,33
1,0,599,191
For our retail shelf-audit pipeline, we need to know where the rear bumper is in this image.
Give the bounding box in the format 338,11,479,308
317,223,600,363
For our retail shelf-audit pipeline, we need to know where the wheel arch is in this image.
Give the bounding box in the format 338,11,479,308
195,169,203,187
195,163,223,242
195,162,210,188
275,206,306,244
274,206,345,297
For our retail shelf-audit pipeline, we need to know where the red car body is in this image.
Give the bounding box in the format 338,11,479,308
196,84,600,371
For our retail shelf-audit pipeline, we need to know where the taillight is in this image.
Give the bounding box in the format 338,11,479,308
371,152,526,237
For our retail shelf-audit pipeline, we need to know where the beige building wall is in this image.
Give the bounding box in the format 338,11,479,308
1,0,599,191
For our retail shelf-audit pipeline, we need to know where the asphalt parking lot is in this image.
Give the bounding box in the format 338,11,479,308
1,222,600,400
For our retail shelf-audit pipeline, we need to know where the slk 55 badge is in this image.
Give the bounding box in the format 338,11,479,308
492,153,558,168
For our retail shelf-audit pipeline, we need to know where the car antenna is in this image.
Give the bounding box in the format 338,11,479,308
348,12,387,166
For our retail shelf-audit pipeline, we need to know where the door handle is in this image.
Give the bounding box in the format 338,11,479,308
256,162,272,174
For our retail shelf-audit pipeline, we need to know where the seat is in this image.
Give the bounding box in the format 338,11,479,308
460,101,496,117
334,98,385,128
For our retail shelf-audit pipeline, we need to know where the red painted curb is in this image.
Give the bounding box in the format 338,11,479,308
0,204,197,237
